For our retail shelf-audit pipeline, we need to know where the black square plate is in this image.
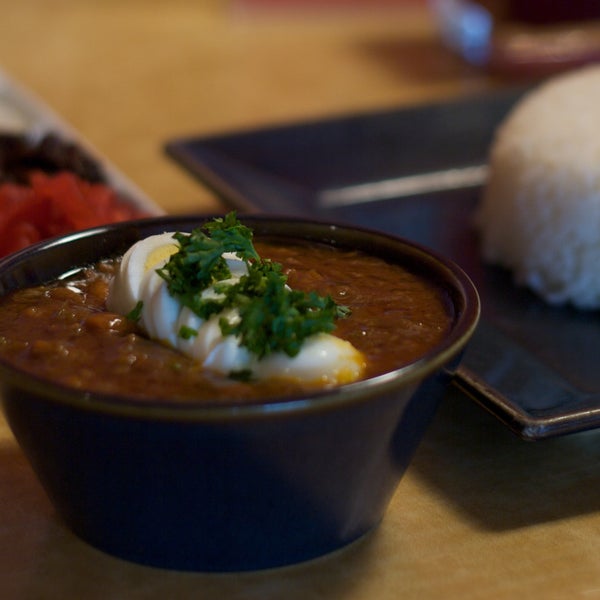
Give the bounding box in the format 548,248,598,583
165,87,600,440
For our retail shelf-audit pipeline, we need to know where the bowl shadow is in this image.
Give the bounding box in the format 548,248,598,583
412,386,600,531
4,485,382,599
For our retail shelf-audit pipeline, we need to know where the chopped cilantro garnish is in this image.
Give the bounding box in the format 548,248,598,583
126,300,144,322
219,261,343,358
157,212,350,359
179,325,198,340
157,212,258,300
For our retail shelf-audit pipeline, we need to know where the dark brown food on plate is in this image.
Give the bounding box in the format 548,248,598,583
0,132,104,184
0,239,454,404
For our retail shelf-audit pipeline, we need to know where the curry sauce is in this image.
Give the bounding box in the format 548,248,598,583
0,240,453,404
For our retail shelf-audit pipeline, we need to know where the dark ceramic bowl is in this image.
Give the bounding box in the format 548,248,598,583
0,215,479,572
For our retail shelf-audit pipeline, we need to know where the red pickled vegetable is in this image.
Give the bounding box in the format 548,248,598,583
0,170,149,258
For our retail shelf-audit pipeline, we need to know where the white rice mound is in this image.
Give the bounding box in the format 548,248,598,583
477,65,600,309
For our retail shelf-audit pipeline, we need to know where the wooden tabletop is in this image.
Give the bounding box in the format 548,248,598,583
1,1,600,598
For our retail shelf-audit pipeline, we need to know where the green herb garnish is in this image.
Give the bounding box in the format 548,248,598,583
157,212,349,359
126,300,144,322
178,325,198,340
219,261,343,358
157,212,258,304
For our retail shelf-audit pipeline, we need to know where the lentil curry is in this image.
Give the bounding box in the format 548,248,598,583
0,239,454,404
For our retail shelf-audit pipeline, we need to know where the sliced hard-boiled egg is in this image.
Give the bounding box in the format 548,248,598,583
107,233,366,385
251,333,365,385
139,271,181,347
108,232,179,318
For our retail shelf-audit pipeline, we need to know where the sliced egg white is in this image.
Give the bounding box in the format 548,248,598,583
108,232,179,318
250,333,365,385
107,233,366,385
